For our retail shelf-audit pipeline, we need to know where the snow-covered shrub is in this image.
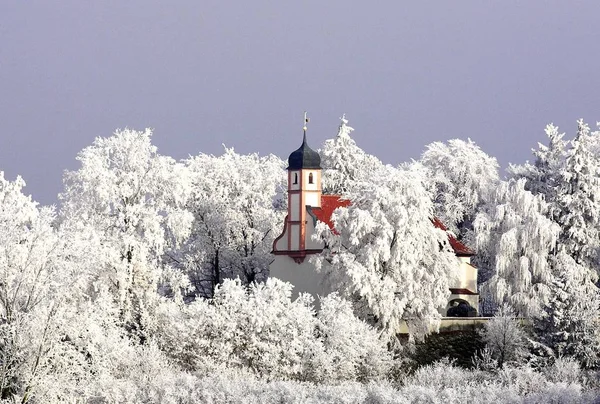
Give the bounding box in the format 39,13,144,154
155,279,392,383
543,357,583,386
313,293,392,383
155,278,319,380
497,365,548,396
404,359,484,390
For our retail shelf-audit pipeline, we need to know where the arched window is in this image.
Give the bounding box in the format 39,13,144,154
293,173,298,184
308,172,314,184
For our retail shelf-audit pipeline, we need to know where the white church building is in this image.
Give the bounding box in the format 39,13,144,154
269,125,479,317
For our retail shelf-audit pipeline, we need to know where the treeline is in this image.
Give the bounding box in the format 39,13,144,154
1,118,600,402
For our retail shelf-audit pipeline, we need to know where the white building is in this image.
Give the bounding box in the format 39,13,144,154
270,128,479,317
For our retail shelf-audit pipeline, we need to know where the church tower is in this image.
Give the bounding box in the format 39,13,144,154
272,113,323,263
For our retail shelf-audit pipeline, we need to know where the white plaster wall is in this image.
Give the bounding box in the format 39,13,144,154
270,255,330,300
305,192,320,208
450,261,478,292
290,194,300,221
290,224,299,250
305,215,324,250
274,232,288,250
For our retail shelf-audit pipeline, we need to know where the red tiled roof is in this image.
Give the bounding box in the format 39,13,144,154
310,195,351,232
449,288,479,296
311,196,475,257
432,217,475,256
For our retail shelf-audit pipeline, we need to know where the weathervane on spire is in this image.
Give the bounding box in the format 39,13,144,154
303,111,310,134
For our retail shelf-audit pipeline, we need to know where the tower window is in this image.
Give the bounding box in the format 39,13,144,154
308,173,314,184
293,173,298,184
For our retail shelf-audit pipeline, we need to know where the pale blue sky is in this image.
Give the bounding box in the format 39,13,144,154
2,1,600,205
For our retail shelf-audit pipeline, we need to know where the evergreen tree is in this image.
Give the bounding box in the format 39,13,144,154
556,120,600,273
320,115,383,195
507,123,567,222
532,253,600,369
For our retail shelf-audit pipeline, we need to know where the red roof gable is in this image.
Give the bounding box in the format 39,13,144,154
310,195,351,232
310,196,474,257
432,217,475,256
449,288,479,296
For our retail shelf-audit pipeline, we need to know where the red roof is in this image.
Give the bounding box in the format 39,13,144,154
310,195,351,232
432,218,475,256
310,196,474,257
449,288,479,296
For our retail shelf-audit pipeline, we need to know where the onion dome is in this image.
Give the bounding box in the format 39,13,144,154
288,132,321,170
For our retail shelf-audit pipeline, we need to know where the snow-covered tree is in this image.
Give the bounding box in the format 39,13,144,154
0,172,62,400
320,115,384,195
59,128,193,342
507,124,567,220
0,173,103,402
480,304,526,368
171,148,285,297
420,138,500,240
532,252,600,369
313,163,459,339
556,120,600,272
474,178,559,317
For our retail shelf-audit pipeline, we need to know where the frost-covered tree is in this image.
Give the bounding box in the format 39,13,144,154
420,138,500,240
532,252,600,369
556,120,600,272
171,148,285,297
0,172,62,400
474,178,559,317
0,173,103,402
507,124,567,220
509,120,600,277
59,128,193,342
313,163,459,339
320,115,384,195
480,304,526,368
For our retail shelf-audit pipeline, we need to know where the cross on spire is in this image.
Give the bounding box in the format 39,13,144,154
303,111,309,134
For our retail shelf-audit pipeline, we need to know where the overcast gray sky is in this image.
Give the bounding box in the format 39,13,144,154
2,1,600,205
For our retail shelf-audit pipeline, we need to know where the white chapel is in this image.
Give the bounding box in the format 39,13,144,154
269,118,480,317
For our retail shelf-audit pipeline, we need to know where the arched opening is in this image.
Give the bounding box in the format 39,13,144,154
447,299,477,317
293,173,298,184
308,172,314,184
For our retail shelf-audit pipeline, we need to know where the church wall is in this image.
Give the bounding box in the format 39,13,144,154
274,231,288,250
270,255,329,301
450,259,478,293
304,214,324,250
290,194,300,221
305,192,320,208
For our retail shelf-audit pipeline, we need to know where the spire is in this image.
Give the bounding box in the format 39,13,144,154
303,111,309,143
